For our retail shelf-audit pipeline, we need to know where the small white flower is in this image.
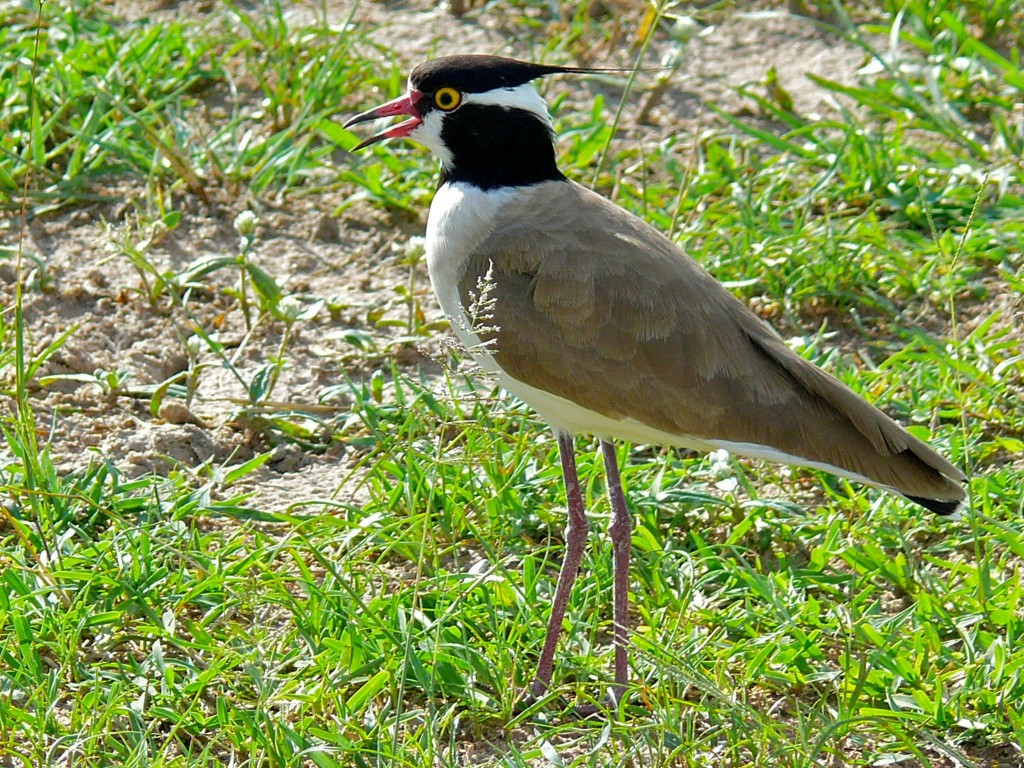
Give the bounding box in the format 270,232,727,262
185,334,204,356
404,236,426,260
277,295,304,322
716,477,739,493
709,449,731,475
233,210,258,237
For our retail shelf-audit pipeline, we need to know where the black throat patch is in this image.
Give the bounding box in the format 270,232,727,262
438,103,566,190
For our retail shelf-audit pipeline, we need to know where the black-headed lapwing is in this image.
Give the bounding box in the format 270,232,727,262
345,54,966,707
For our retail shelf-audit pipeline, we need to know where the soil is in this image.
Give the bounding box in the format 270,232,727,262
2,2,1019,766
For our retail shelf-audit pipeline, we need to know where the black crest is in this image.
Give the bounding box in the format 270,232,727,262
409,55,573,95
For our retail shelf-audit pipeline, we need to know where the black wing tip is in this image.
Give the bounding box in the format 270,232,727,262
904,494,964,517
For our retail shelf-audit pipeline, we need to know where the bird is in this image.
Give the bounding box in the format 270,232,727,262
344,54,967,707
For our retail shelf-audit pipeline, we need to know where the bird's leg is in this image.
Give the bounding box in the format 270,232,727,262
601,439,632,706
529,431,590,698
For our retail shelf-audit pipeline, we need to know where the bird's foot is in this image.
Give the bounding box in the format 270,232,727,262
572,685,628,719
512,678,550,713
513,679,629,719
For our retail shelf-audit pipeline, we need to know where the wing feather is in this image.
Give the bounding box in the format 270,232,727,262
455,180,965,500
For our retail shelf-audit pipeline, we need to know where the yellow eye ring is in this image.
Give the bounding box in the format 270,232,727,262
434,87,462,111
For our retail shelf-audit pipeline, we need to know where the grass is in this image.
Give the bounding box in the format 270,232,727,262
2,0,1023,766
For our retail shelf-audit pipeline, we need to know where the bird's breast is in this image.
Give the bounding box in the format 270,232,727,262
425,181,519,269
425,181,523,373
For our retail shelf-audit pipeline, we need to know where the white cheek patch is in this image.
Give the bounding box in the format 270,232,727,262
410,110,454,168
464,83,553,127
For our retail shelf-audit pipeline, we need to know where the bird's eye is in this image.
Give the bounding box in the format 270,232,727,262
433,87,462,111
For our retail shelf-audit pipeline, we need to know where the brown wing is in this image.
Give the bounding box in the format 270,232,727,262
457,181,965,503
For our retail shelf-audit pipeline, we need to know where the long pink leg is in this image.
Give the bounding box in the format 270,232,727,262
530,431,590,697
601,439,632,705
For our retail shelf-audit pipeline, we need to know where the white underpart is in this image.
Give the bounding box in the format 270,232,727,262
490,374,885,492
425,182,894,496
426,181,516,378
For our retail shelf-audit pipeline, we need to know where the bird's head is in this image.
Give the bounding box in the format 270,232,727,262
345,55,586,189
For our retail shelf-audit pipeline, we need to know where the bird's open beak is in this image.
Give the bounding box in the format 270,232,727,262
344,91,424,150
